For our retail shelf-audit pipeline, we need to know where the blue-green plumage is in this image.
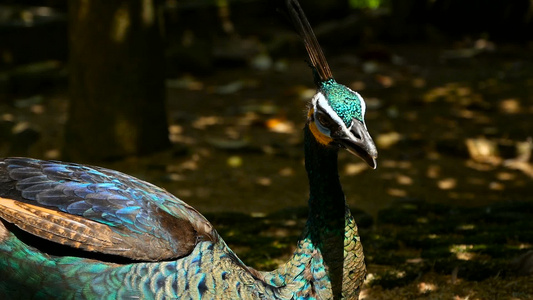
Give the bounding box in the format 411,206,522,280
0,0,376,299
0,136,369,300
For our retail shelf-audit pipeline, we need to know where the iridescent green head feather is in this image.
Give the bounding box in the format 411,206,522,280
319,79,365,125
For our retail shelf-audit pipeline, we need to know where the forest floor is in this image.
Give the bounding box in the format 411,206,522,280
1,38,532,299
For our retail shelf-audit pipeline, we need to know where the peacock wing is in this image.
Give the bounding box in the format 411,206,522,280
0,157,216,261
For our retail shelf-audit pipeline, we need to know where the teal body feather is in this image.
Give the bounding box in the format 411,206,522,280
0,1,375,298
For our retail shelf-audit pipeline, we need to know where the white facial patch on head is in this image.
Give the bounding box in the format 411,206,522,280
353,91,368,130
356,91,366,119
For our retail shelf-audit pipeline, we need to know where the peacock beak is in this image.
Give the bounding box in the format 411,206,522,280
336,120,378,169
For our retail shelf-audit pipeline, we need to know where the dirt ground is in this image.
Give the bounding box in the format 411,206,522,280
1,39,532,299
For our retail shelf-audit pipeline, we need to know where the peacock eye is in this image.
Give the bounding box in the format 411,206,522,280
315,111,335,129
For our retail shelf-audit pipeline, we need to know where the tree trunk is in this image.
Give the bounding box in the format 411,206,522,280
66,0,170,162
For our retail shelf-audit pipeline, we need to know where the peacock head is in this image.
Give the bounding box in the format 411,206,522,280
307,78,378,169
286,0,377,168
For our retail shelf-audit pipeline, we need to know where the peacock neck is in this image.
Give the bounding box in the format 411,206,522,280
304,124,345,223
261,125,365,299
303,124,346,298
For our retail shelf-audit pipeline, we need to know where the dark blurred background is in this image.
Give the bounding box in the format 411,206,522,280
0,1,532,298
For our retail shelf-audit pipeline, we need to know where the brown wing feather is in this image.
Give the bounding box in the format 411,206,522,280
0,197,198,260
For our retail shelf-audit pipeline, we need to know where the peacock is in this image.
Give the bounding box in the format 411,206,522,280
0,0,377,299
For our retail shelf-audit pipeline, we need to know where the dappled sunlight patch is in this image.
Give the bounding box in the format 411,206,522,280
376,131,402,149
30,104,45,114
171,153,202,171
504,139,533,178
488,181,504,191
44,149,60,160
499,98,521,114
255,177,271,186
417,281,437,293
226,155,243,168
381,160,411,169
462,136,533,177
427,233,438,239
110,4,130,43
406,257,424,264
375,74,395,88
236,112,260,127
12,121,32,135
265,118,295,134
192,116,222,129
250,212,266,218
455,251,476,261
168,124,196,144
168,124,182,135
437,177,456,190
454,108,475,119
179,160,199,171
455,86,472,98
390,270,407,279
465,137,501,164
450,244,489,261
166,173,184,182
207,136,249,150
416,217,428,224
1,113,14,121
141,0,155,26
517,244,532,250
396,174,413,185
344,162,368,176
223,126,242,139
387,188,407,197
423,83,460,103
456,224,475,231
426,164,441,178
278,167,295,177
